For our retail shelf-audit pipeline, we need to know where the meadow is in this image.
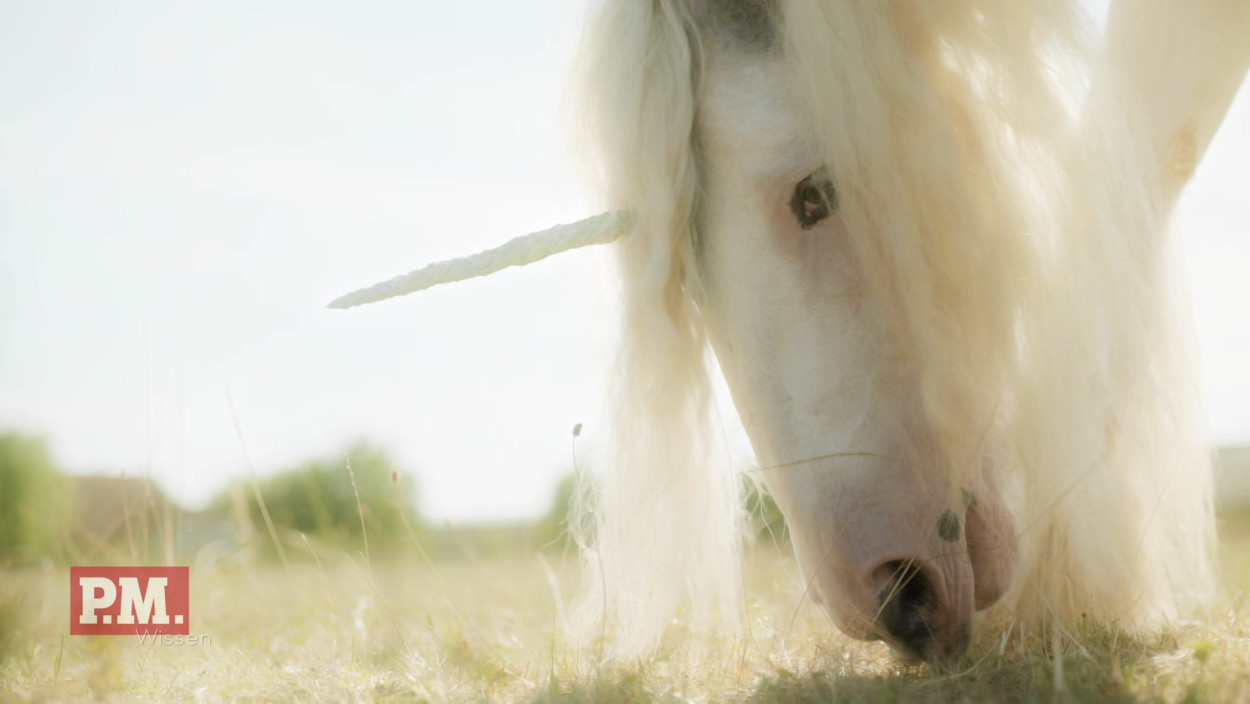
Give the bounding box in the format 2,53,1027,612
2,511,1250,703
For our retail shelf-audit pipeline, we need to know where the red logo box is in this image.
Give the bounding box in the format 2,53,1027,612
70,566,189,636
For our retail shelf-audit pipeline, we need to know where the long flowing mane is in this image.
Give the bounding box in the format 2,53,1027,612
567,1,744,654
570,0,1216,653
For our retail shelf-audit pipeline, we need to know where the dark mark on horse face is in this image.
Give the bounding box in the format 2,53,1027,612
937,509,962,542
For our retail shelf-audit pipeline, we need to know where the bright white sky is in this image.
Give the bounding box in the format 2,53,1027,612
2,1,1247,524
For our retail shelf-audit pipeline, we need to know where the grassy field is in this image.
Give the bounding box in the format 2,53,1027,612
3,515,1250,703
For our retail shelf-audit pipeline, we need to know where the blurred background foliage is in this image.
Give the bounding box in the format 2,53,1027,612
0,429,607,566
742,477,787,545
0,432,71,564
5,425,1250,568
212,440,419,558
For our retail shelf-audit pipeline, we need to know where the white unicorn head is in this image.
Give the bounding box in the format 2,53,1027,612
336,0,1247,660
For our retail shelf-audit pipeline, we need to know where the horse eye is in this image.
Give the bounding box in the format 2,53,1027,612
790,171,836,229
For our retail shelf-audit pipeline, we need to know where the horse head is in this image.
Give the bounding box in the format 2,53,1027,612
334,0,1236,662
693,14,1015,656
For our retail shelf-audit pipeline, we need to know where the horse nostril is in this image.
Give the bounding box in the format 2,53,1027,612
873,559,939,659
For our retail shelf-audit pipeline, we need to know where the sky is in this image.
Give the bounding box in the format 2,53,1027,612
1,1,1247,524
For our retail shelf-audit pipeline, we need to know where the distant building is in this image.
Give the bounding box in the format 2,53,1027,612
69,475,229,562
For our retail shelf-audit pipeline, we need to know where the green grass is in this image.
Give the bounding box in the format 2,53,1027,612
2,536,1250,703
3,448,1245,700
4,506,1250,702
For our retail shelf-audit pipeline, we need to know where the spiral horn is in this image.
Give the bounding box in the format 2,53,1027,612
328,210,632,309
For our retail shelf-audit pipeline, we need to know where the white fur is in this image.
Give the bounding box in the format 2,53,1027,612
570,0,1239,655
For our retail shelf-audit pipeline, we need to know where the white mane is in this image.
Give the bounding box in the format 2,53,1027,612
566,0,745,654
330,0,1246,659
570,0,1221,653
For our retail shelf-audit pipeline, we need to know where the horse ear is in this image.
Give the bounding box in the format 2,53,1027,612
328,211,632,309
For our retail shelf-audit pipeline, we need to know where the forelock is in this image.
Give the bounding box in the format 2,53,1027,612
700,0,778,53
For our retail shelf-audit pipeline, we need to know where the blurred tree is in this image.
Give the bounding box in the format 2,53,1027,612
0,432,70,564
742,478,787,545
215,440,420,557
534,473,789,550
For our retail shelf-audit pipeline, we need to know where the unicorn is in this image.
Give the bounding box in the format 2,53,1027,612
333,1,1250,660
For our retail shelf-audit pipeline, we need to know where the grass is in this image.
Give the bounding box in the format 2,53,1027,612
3,516,1250,702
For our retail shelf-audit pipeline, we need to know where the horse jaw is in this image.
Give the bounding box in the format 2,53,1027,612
694,52,1014,660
